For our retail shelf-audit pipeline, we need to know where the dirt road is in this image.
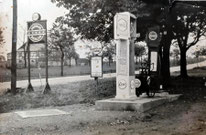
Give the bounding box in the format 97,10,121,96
1,97,206,135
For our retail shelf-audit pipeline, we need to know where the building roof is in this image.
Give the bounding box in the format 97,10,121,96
17,43,45,52
77,58,89,63
18,43,27,50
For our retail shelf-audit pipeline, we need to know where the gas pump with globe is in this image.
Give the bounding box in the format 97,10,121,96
114,12,138,100
95,12,180,112
135,25,162,97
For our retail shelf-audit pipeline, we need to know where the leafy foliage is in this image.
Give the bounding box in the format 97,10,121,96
170,3,206,77
50,0,206,78
49,23,77,75
102,42,116,62
0,27,5,47
171,3,206,51
50,24,75,50
193,47,206,56
49,23,78,59
134,43,146,57
51,0,166,42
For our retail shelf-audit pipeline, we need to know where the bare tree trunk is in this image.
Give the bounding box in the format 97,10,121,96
109,56,112,66
75,58,78,66
69,58,71,67
162,38,172,86
11,0,17,94
60,50,64,76
180,48,188,78
24,46,27,68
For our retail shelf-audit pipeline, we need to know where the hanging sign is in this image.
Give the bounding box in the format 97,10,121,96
146,25,161,48
91,56,103,77
27,20,47,44
148,31,158,41
150,51,158,72
114,12,137,40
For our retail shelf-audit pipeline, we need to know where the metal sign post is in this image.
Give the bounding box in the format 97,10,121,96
25,13,51,93
91,56,103,95
43,26,51,94
25,41,34,93
91,56,103,78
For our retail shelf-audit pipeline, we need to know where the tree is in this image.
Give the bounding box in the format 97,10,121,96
171,48,180,66
134,43,146,64
200,47,206,55
49,23,76,76
50,0,168,42
192,49,202,67
0,28,4,47
102,42,116,66
171,3,206,78
65,46,79,66
51,0,171,72
52,1,205,81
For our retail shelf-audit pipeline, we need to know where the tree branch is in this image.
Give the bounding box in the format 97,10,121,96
186,30,201,50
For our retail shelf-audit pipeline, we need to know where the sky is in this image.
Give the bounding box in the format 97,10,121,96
1,0,206,59
0,0,84,58
0,0,101,59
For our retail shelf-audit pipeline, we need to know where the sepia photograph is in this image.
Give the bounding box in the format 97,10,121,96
1,0,206,134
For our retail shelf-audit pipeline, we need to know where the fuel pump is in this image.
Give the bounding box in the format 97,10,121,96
114,12,138,100
136,25,162,97
147,26,162,96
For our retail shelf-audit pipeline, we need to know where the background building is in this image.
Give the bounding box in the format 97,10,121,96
7,43,79,68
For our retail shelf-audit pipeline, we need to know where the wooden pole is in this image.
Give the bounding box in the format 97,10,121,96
11,0,17,94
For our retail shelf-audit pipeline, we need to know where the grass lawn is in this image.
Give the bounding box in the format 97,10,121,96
0,63,143,82
1,73,205,113
1,64,206,113
0,63,116,82
172,66,206,77
0,78,116,113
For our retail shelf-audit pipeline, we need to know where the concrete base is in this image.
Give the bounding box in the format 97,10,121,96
95,93,181,112
15,109,70,118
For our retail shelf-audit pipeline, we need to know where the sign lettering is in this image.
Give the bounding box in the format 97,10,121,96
118,80,127,89
91,56,102,77
27,21,47,44
149,31,158,41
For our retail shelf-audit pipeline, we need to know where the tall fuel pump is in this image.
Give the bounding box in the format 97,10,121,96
136,25,162,97
114,12,138,100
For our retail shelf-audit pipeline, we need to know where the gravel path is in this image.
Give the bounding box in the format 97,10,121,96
1,99,206,135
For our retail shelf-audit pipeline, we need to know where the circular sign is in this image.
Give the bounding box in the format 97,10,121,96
134,79,141,88
117,19,127,32
148,31,158,41
28,23,46,43
92,48,101,55
130,80,135,89
32,13,41,21
118,79,127,89
92,44,102,55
